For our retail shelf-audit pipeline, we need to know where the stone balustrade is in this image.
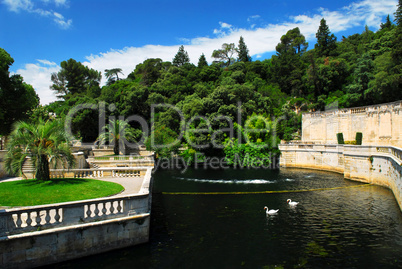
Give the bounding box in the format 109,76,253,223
22,167,149,179
280,144,402,164
0,168,153,237
86,155,154,168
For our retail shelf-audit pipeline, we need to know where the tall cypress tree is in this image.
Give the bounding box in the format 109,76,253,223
172,45,190,67
198,53,208,68
237,36,251,62
380,15,393,30
315,18,337,57
392,0,402,64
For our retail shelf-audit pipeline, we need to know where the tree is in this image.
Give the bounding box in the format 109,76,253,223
345,53,374,106
381,15,393,30
212,43,237,66
271,28,308,95
392,0,402,64
0,48,39,137
50,58,101,100
315,18,337,57
276,27,308,56
130,58,167,86
105,68,123,85
97,119,138,155
5,119,74,181
198,53,208,68
173,45,190,67
145,124,180,158
237,36,251,62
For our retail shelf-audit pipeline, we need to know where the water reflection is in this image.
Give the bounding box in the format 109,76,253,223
45,168,402,269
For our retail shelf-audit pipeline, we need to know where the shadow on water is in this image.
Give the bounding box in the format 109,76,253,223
43,167,402,269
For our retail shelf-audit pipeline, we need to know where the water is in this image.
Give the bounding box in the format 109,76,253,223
48,168,402,268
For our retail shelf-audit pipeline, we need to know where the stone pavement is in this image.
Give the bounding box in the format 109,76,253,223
96,176,143,196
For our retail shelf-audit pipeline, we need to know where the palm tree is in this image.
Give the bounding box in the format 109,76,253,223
5,119,74,181
104,68,124,85
97,119,137,155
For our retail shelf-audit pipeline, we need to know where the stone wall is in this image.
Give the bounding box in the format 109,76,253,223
1,214,150,269
0,150,6,178
302,101,402,147
279,144,402,211
0,168,153,268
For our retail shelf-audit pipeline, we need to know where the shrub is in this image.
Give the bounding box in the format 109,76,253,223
336,133,345,144
355,132,363,145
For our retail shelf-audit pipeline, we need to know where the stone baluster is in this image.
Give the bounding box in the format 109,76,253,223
54,208,62,223
117,200,122,213
102,203,107,216
86,204,93,218
45,209,51,224
94,204,100,217
26,212,33,227
15,213,23,228
110,201,115,214
35,211,41,226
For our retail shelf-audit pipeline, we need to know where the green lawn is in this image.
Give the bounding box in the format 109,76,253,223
0,178,124,207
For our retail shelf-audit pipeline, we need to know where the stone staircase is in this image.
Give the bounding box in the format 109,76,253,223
91,163,100,169
22,157,35,173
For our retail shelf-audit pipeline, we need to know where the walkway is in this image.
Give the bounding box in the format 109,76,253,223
96,176,143,196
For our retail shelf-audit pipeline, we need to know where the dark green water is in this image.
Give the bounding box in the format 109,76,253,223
49,168,402,268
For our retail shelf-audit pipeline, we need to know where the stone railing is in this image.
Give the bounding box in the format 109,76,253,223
374,146,402,164
280,144,402,163
303,100,402,117
22,167,149,179
0,168,153,237
88,155,153,161
86,155,154,168
95,155,150,161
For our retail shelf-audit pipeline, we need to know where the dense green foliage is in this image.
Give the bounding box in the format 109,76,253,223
0,48,39,137
0,178,124,206
355,132,363,145
173,45,190,67
237,36,251,62
337,133,345,145
315,18,337,57
3,8,401,166
97,119,141,155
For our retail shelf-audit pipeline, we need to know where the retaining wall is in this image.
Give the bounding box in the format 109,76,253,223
0,168,153,268
279,144,402,211
302,101,402,147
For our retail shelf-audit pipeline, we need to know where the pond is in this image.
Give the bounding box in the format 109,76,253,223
48,167,402,268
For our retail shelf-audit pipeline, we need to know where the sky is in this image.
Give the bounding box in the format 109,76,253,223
0,0,398,105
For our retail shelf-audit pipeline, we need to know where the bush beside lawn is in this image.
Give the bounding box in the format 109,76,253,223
0,178,124,207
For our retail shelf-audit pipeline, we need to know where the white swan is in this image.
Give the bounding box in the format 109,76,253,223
287,199,299,206
264,206,279,215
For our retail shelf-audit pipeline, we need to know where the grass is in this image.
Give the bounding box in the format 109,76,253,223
0,178,125,207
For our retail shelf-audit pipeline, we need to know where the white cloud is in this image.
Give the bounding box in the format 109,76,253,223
41,0,68,7
2,0,33,12
15,0,397,105
15,60,60,105
213,21,235,36
2,0,72,29
248,15,261,22
37,59,57,66
220,22,232,29
53,12,72,29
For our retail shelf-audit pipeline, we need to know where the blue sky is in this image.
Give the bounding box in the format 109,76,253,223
0,0,398,104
